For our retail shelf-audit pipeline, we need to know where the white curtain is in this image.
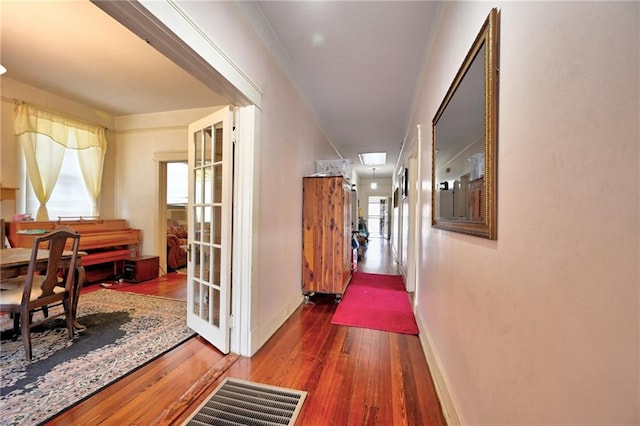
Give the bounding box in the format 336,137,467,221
14,104,107,220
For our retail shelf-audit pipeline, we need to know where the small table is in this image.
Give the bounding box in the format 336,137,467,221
0,248,86,330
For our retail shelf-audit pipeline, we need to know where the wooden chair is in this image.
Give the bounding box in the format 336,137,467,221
0,227,80,361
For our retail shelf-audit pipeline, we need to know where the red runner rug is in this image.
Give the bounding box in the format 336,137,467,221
331,272,419,335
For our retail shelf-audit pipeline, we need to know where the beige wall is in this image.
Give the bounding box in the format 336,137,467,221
403,2,639,423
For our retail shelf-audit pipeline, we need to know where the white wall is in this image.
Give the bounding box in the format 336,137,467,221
159,1,340,352
404,2,639,424
1,1,345,357
112,107,222,257
0,79,215,258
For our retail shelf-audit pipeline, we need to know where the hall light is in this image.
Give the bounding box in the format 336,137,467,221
0,64,6,75
370,167,378,189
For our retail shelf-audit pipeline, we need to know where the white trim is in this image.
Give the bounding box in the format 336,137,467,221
153,151,188,276
406,156,418,293
92,0,262,108
414,124,424,305
152,150,188,162
138,0,263,108
155,160,168,275
415,311,464,425
231,105,260,357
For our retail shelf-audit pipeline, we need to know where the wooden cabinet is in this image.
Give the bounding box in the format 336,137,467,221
302,176,353,297
123,255,159,282
468,177,485,222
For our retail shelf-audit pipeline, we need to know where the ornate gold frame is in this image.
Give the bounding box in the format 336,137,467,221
431,8,499,239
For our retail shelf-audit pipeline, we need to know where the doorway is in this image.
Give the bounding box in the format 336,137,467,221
101,2,260,357
166,161,188,274
367,196,388,238
166,162,188,225
155,152,187,275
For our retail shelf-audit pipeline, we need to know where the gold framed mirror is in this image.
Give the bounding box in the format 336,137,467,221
432,8,499,239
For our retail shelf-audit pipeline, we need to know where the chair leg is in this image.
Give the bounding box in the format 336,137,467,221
63,298,74,339
12,313,20,340
20,314,32,362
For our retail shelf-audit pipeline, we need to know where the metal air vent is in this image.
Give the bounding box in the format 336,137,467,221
185,378,307,426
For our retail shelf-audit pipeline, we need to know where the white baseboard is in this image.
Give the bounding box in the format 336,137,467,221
415,311,464,425
249,292,304,355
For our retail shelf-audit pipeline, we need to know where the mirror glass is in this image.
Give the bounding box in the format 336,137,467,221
432,8,499,239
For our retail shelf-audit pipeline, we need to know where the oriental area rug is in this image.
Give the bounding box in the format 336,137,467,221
331,272,419,335
0,289,195,425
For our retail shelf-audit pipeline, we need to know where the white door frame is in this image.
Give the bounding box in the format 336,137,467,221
153,151,188,276
230,106,259,356
97,0,261,356
413,125,424,304
405,156,418,293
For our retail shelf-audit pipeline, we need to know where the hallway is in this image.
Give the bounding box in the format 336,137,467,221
358,236,401,275
49,237,445,425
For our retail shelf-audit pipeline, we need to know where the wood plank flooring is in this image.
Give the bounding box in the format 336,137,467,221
47,237,446,425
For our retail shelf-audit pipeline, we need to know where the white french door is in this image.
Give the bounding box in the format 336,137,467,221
186,106,233,353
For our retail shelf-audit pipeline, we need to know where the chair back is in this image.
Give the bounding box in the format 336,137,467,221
24,226,80,302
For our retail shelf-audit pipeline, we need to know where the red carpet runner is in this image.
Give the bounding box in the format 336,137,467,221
331,272,419,334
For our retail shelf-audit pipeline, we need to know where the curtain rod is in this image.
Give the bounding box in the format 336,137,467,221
0,95,109,130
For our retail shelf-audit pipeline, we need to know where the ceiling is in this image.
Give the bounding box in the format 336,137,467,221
0,1,229,114
0,1,442,179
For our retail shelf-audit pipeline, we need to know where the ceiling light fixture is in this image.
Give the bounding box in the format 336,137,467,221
0,64,6,75
370,167,378,190
359,152,386,166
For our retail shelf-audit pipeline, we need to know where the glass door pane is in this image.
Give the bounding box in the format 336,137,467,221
186,108,232,353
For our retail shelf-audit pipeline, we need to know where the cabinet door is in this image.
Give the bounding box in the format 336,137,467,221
301,178,319,292
341,182,353,292
302,176,350,295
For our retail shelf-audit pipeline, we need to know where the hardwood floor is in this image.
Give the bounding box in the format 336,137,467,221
357,236,402,275
47,238,446,425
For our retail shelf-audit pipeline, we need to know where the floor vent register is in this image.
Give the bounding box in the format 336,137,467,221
184,378,307,426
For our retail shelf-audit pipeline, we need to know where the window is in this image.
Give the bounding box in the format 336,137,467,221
24,148,94,219
15,104,107,221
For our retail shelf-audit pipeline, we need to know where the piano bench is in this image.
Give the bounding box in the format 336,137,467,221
82,249,132,266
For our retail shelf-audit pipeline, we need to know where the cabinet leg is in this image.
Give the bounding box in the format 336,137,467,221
304,292,315,304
